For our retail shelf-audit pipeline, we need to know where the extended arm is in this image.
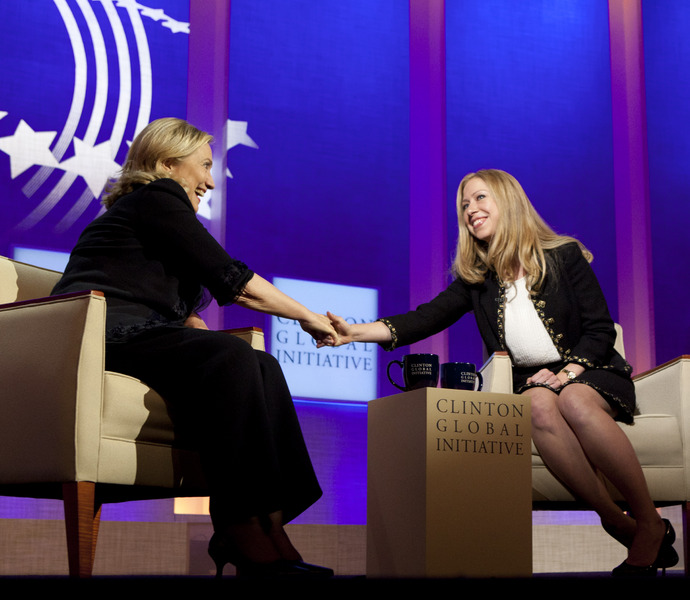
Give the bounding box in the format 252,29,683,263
139,182,337,344
326,312,391,347
237,274,337,344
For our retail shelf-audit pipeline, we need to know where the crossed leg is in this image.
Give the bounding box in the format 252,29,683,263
527,383,665,567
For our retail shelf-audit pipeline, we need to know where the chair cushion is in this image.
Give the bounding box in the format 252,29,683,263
619,414,683,466
532,413,683,468
97,371,207,490
102,371,176,446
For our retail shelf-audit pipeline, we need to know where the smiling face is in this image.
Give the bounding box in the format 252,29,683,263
167,143,215,212
460,177,500,242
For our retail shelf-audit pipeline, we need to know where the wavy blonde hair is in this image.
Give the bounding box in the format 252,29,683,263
452,169,591,293
102,117,213,208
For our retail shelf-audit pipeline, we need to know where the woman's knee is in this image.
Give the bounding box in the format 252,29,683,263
557,384,613,425
183,332,263,380
255,348,280,368
524,387,561,432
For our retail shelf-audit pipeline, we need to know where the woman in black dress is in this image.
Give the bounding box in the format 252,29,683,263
327,169,675,577
52,118,336,577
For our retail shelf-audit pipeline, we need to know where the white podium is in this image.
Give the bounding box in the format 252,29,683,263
367,388,532,578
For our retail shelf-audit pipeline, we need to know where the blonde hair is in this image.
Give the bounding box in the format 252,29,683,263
452,169,591,293
102,117,213,208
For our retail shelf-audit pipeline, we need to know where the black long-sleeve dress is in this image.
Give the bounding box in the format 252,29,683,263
52,178,322,527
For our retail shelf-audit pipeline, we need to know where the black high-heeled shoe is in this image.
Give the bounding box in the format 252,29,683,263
611,519,678,577
283,559,335,576
611,561,658,577
654,519,679,570
208,534,334,579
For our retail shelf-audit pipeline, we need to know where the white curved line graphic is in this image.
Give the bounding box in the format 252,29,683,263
121,3,153,135
55,0,133,231
22,0,87,198
17,0,156,230
99,0,132,153
78,0,108,146
19,0,100,227
56,187,96,232
45,0,111,227
53,0,119,231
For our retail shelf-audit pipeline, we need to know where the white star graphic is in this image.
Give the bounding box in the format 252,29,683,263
226,120,258,178
113,0,145,10
140,7,166,21
226,120,259,151
162,19,189,34
109,1,190,35
0,120,59,178
59,138,122,197
0,111,7,120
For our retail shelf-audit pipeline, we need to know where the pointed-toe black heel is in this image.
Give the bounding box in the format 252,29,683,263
208,534,334,579
611,561,657,577
654,519,679,571
284,560,334,577
208,533,239,578
611,518,678,577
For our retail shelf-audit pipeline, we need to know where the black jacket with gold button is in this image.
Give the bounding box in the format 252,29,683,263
380,242,632,377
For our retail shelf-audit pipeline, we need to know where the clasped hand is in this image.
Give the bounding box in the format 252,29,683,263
316,312,352,347
298,312,339,347
526,368,566,390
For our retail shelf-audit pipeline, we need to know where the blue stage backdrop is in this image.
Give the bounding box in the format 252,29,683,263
221,0,411,401
219,0,410,524
445,0,617,367
643,0,690,365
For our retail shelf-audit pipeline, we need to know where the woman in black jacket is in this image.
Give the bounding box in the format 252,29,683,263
52,118,335,578
328,169,673,577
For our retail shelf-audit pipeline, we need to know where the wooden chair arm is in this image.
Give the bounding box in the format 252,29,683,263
221,326,265,351
0,290,103,311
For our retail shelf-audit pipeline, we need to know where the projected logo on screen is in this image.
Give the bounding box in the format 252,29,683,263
271,277,378,402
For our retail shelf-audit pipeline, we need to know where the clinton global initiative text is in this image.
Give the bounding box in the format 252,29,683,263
276,349,373,370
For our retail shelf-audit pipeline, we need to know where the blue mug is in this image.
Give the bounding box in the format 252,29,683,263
441,362,483,391
387,354,439,391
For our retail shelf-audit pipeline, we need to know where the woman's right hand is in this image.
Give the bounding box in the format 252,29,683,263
526,368,562,389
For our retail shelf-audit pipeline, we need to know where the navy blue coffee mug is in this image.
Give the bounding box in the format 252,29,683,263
387,354,439,391
441,362,483,391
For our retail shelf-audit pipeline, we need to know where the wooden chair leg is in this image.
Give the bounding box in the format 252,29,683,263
680,502,690,577
63,481,102,578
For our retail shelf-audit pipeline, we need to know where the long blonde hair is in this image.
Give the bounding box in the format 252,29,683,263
102,117,213,208
452,169,591,292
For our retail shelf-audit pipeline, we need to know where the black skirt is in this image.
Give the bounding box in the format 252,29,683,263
105,325,322,527
512,360,636,424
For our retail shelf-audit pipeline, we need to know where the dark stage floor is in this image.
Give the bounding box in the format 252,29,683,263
1,572,687,591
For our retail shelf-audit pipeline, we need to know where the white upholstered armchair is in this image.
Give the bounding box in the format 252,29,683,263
0,255,264,577
480,328,690,573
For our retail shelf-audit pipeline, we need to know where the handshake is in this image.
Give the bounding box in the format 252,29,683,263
299,311,391,349
299,311,350,348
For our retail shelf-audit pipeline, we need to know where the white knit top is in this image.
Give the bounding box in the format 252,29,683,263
504,277,561,367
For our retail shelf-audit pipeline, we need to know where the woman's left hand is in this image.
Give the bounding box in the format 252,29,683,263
298,312,339,346
526,368,563,390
